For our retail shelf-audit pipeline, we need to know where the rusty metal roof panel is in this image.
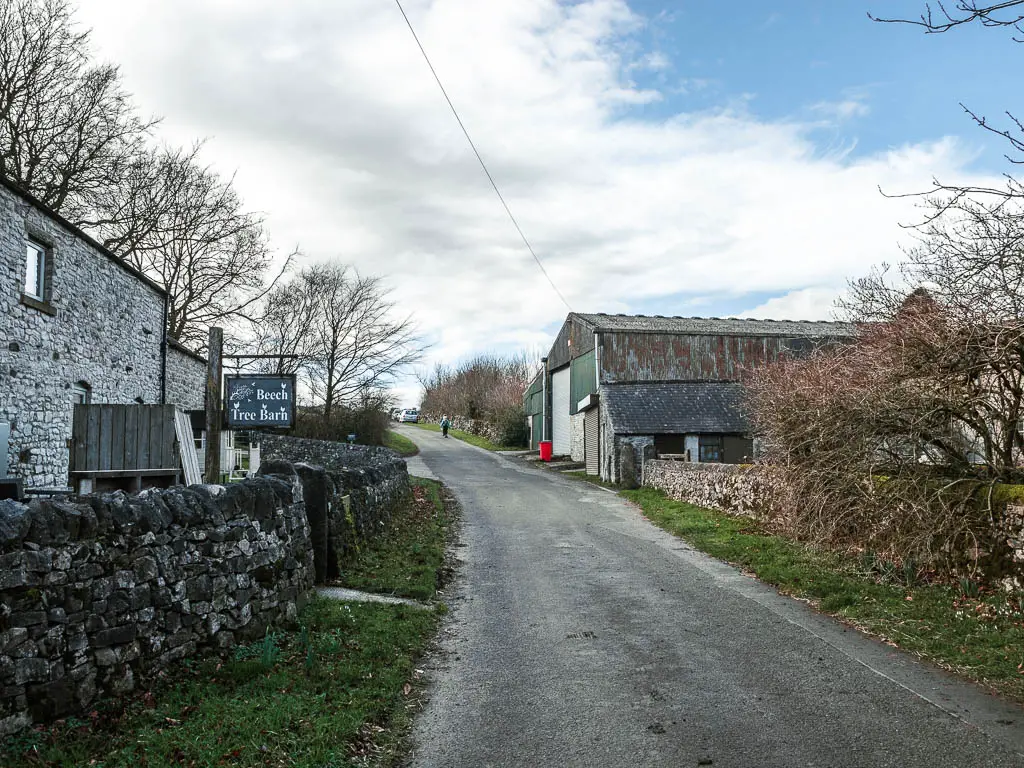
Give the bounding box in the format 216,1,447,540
599,332,823,383
575,313,854,338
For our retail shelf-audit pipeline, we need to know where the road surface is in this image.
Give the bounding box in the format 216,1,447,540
399,425,1024,767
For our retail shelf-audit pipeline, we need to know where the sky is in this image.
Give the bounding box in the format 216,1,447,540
73,0,1021,406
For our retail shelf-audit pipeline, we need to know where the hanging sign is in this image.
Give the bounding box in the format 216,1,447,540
224,375,296,428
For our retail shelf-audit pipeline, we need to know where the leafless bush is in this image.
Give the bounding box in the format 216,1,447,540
418,354,536,424
747,196,1024,577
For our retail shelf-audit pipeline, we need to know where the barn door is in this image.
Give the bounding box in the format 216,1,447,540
551,368,570,456
584,408,599,475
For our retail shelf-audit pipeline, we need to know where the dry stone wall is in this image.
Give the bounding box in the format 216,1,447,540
259,435,411,582
0,470,313,735
643,459,784,524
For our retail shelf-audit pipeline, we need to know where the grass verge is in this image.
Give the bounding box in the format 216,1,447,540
1,599,438,768
624,487,1024,704
411,422,515,452
2,479,458,768
383,429,419,457
563,470,619,490
338,477,454,601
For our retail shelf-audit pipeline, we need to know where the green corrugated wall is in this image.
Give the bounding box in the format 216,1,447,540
524,375,544,416
569,350,597,415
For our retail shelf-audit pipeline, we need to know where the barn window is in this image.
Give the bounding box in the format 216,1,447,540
24,238,48,301
72,381,91,404
698,434,723,463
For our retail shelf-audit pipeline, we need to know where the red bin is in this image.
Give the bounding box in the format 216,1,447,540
539,440,553,462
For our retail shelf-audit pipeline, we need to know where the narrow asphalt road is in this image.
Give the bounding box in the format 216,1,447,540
399,425,1024,768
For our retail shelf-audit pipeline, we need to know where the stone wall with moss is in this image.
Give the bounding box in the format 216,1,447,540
0,470,313,736
259,435,411,582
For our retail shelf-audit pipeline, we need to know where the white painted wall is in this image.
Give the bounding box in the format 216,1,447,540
685,434,700,462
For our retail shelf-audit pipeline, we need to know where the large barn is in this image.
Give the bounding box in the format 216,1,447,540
525,313,853,483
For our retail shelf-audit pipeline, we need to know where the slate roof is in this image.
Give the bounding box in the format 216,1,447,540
602,381,750,435
574,312,854,338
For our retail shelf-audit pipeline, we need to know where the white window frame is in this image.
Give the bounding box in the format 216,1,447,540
24,238,47,301
72,382,91,405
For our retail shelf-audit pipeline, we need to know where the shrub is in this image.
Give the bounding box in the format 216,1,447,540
292,405,390,447
495,406,529,448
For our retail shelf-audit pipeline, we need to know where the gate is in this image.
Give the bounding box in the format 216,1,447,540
71,404,183,493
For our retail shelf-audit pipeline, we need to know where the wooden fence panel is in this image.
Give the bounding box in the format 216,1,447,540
71,404,180,473
124,405,138,469
98,406,113,471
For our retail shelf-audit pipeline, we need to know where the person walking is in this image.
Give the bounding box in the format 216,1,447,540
440,415,451,438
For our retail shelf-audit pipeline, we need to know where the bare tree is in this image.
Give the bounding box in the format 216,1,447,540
745,195,1024,576
0,0,154,220
266,263,424,417
249,274,318,375
870,2,1024,37
85,143,291,349
870,2,1024,207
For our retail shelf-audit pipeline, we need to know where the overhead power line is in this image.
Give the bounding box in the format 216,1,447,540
393,0,573,311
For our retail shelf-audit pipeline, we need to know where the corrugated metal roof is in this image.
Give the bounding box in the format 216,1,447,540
602,381,749,435
574,312,854,338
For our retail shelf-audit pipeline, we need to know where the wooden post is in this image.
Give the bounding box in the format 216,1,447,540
205,327,223,484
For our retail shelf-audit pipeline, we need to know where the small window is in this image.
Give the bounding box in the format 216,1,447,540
72,381,91,405
24,239,47,301
698,434,723,463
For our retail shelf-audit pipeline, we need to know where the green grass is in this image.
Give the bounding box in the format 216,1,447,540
1,480,458,768
624,487,1024,704
383,430,419,457
411,422,513,452
337,477,453,601
563,470,619,490
1,598,439,768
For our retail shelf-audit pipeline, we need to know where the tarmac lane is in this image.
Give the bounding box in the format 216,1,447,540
398,425,1024,768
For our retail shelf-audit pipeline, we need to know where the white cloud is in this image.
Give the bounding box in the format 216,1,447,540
734,287,847,321
811,98,871,121
73,0,999,405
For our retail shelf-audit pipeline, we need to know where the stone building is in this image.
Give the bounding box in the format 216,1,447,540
526,313,853,483
0,176,206,491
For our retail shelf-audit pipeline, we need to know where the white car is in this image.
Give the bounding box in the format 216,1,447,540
400,409,419,423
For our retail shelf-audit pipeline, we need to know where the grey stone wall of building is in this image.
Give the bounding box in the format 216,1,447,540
597,394,653,484
0,185,167,488
259,435,411,581
165,344,206,410
569,412,585,463
598,399,617,482
0,471,314,735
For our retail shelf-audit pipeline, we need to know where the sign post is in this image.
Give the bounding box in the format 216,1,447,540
204,327,224,483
